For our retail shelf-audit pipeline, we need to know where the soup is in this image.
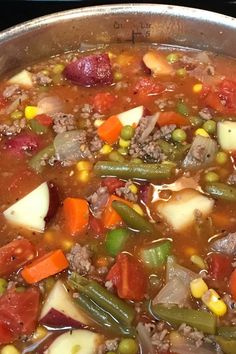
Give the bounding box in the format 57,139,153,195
0,43,236,354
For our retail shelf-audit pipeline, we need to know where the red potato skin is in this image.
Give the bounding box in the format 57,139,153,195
39,308,88,329
63,53,113,87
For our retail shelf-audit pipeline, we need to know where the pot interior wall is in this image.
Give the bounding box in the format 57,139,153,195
0,4,235,76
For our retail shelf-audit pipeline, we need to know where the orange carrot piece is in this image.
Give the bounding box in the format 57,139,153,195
102,195,132,229
63,197,89,236
21,249,68,284
97,115,123,145
230,269,236,301
158,111,189,127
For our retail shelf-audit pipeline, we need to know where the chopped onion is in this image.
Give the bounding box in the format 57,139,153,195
5,93,28,114
194,51,211,64
182,135,218,170
136,322,154,354
152,277,189,307
54,130,90,162
166,256,198,285
139,113,159,143
38,96,63,115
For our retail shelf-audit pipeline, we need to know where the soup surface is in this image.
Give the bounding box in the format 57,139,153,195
0,44,236,354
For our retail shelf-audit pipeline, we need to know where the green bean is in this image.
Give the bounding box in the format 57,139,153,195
94,161,173,180
151,304,216,334
218,326,236,339
176,102,189,116
205,182,236,202
215,336,236,354
112,201,154,233
75,292,136,337
69,273,135,325
0,278,7,295
29,144,55,173
158,140,189,162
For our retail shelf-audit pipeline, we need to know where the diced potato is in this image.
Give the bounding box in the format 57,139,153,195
8,69,33,88
217,121,236,151
156,189,214,231
143,51,174,76
118,105,144,127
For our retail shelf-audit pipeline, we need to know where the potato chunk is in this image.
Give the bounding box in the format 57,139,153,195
143,51,174,76
156,189,214,231
217,121,236,151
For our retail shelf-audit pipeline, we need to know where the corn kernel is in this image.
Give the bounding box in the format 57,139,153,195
32,326,48,342
78,170,90,183
52,64,65,74
132,204,144,216
25,105,39,120
202,289,227,316
76,160,92,172
100,144,113,155
129,184,138,194
119,138,130,148
1,345,20,354
94,119,104,128
114,71,123,81
190,254,207,270
190,278,208,299
195,128,210,138
62,239,73,251
193,83,203,93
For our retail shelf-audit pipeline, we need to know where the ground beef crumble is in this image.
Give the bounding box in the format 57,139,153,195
87,186,109,218
143,321,170,353
0,118,27,136
98,338,119,354
51,112,76,134
115,180,138,202
66,244,94,275
34,72,52,86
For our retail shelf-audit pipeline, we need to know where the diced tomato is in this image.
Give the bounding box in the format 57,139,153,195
0,239,35,277
229,269,236,301
0,287,40,344
207,252,233,281
93,92,116,114
101,177,125,194
107,253,147,301
89,214,104,236
134,77,164,97
204,91,225,112
35,114,53,126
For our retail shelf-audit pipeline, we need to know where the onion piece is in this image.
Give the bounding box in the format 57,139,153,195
182,135,218,170
139,113,159,143
5,93,28,114
152,277,189,307
166,256,198,285
54,130,91,162
37,96,63,115
136,322,154,354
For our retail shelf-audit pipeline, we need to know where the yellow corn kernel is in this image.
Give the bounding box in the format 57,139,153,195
190,278,208,299
76,160,92,172
193,83,203,93
25,105,39,120
100,144,113,155
202,289,227,317
195,128,210,138
1,345,20,354
190,254,207,270
114,71,123,81
32,326,48,342
62,239,73,251
52,64,65,74
94,119,104,128
129,184,138,194
78,170,90,183
119,138,130,148
132,204,144,216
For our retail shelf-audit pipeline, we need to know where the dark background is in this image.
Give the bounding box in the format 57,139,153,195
0,1,235,32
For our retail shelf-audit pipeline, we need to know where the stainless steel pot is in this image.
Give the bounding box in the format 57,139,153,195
0,4,235,77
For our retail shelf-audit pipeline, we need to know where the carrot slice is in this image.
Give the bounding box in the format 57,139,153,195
158,111,189,127
102,195,132,229
63,197,89,236
97,115,123,145
21,249,68,284
230,269,236,301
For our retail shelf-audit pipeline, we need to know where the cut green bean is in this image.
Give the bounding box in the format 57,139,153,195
215,336,236,354
29,144,55,173
69,273,135,325
112,201,154,232
151,304,216,334
75,292,136,337
218,326,236,339
205,182,236,202
140,241,172,268
30,119,48,134
94,161,173,180
106,228,130,256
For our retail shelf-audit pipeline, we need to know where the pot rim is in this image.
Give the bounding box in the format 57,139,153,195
0,3,235,44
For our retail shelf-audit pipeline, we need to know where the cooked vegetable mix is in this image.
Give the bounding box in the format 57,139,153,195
0,44,236,353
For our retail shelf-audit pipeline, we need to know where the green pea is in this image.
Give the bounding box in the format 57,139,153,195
0,278,8,295
166,53,179,64
189,116,203,128
120,125,135,141
172,128,187,143
203,120,216,134
216,151,228,165
130,158,143,164
177,102,189,116
10,110,23,120
205,171,220,183
176,68,187,77
108,150,125,162
118,147,128,155
118,338,139,354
